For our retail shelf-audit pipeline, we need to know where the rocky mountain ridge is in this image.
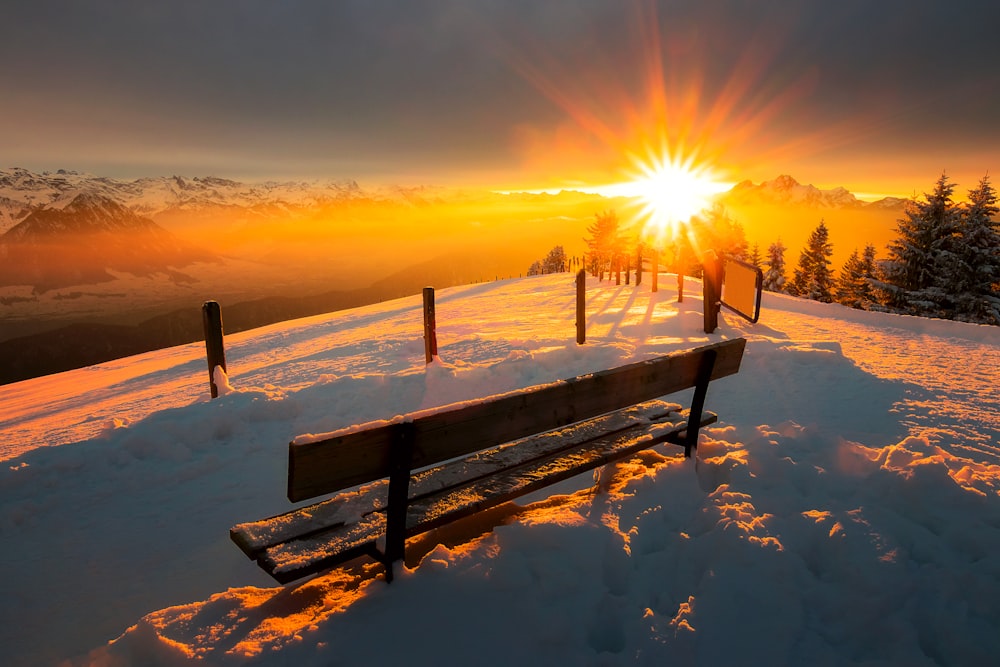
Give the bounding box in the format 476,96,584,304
722,174,909,210
0,167,424,233
1,192,218,292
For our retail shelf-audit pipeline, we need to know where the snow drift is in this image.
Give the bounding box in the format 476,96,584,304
1,274,997,666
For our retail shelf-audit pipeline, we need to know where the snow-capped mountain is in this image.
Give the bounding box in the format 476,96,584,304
0,192,218,292
0,168,909,235
722,174,908,209
0,167,389,233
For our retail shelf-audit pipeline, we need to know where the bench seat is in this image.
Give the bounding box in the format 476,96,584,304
232,398,715,583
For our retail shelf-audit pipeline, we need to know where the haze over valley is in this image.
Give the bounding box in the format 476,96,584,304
0,166,913,382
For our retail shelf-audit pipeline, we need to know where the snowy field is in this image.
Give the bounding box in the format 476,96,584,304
1,273,998,666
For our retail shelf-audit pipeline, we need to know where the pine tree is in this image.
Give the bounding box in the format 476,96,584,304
880,173,962,315
835,244,877,309
954,174,1000,323
861,244,878,305
788,248,810,297
789,220,834,302
542,245,568,273
748,243,763,268
674,204,748,280
762,240,787,293
584,211,624,277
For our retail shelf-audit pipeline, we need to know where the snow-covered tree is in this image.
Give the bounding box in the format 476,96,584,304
954,174,1000,323
748,243,763,268
762,240,787,293
835,244,878,309
527,245,569,276
879,173,962,316
789,220,834,302
542,245,568,273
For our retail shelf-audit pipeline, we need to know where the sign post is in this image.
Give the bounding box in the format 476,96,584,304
702,253,763,333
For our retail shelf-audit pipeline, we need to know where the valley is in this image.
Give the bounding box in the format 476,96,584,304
0,168,908,383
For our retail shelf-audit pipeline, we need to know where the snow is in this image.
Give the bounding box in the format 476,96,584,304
1,273,998,666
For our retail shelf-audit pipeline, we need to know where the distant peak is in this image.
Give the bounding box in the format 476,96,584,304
64,191,120,208
768,175,801,189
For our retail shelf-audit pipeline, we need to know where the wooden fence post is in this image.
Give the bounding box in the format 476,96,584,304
652,251,659,293
703,251,722,334
625,256,631,285
423,286,438,363
677,272,684,303
202,300,226,398
636,246,643,286
576,269,586,344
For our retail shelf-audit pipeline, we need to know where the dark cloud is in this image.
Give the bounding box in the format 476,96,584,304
2,0,997,185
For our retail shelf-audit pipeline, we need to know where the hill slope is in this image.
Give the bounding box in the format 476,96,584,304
1,273,997,666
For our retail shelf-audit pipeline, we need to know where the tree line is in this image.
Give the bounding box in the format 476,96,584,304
527,172,998,326
761,173,999,325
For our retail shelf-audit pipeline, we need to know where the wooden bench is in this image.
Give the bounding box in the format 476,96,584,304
231,337,746,584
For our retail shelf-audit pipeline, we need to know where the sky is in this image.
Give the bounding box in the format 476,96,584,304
2,0,999,196
1,273,998,665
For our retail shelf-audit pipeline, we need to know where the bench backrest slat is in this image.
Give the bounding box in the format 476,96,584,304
288,337,745,502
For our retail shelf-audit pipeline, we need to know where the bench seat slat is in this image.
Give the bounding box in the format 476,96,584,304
288,338,745,501
241,408,717,583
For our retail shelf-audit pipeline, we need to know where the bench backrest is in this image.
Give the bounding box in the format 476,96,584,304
288,337,746,502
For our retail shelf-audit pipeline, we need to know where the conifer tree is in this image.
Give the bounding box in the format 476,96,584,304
835,244,877,309
789,220,834,302
954,174,1000,323
542,245,568,273
683,204,746,261
584,210,624,277
762,240,787,293
880,173,962,315
748,243,763,268
788,249,810,297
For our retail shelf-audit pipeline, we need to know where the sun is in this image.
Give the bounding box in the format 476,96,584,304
625,153,730,239
588,151,730,243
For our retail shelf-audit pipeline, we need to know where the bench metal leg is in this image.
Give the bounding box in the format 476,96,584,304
684,349,717,457
382,422,415,581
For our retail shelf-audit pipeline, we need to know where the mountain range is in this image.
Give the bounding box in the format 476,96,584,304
0,167,439,234
0,168,909,234
724,174,909,210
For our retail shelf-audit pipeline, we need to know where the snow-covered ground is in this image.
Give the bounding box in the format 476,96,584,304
1,273,998,666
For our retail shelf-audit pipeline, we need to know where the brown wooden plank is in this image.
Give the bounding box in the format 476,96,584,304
289,337,745,502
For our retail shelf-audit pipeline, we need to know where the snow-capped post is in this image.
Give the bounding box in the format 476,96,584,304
636,245,643,286
575,269,586,344
202,300,227,398
703,250,723,334
423,287,438,364
651,250,659,293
